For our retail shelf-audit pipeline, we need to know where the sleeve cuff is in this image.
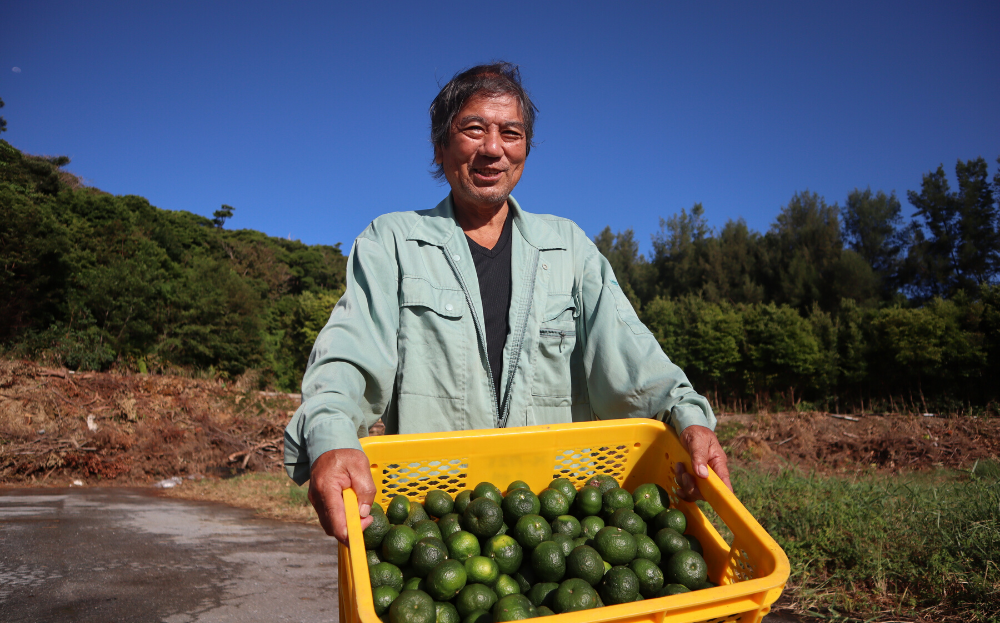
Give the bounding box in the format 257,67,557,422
666,404,716,437
284,416,364,485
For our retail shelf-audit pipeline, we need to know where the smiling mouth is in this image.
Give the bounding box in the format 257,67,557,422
471,168,506,181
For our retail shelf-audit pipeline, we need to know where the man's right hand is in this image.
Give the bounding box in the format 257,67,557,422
308,448,377,544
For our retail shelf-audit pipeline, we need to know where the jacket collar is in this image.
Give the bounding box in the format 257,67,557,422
406,194,566,251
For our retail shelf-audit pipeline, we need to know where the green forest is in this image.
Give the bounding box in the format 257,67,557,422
2,138,999,413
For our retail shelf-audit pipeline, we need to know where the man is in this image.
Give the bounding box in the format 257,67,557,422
284,62,731,543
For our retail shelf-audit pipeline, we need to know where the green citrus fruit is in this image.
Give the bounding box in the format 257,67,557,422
653,508,686,534
553,577,599,613
593,526,637,565
445,531,481,562
455,583,498,618
580,515,605,539
425,490,455,518
461,610,490,623
513,563,536,593
411,537,450,577
653,528,689,558
405,503,431,528
573,486,603,517
609,508,646,535
368,548,384,567
634,534,661,564
512,514,551,551
388,495,412,525
506,480,531,493
383,525,419,566
685,534,703,555
599,566,640,605
631,483,669,521
373,585,400,616
424,559,467,601
565,545,604,586
662,550,708,589
464,555,500,587
501,489,540,525
550,515,582,538
437,513,463,539
389,589,436,623
535,606,555,617
366,510,393,549
454,490,474,515
492,593,537,621
585,474,619,494
654,584,690,596
483,534,524,575
547,478,577,505
434,601,461,623
526,582,559,609
404,576,426,591
629,558,664,598
371,561,405,592
530,541,566,583
414,519,443,542
472,482,504,506
537,489,570,521
493,574,520,598
462,497,504,538
601,488,634,517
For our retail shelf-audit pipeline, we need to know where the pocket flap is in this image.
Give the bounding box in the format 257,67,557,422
543,293,579,322
400,277,464,319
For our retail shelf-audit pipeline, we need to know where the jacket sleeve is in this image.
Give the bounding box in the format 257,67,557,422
283,229,400,484
577,243,716,436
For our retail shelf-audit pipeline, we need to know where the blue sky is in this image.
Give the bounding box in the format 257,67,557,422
2,1,998,255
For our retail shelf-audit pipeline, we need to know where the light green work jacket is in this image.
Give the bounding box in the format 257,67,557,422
284,195,716,484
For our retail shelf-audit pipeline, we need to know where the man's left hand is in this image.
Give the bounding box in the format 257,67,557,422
675,425,732,501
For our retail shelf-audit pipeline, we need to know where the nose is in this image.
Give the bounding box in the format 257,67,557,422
480,127,504,158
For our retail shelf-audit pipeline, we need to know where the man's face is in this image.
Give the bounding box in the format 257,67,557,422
435,93,527,214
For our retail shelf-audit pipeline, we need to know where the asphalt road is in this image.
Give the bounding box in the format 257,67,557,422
1,488,799,623
0,488,340,622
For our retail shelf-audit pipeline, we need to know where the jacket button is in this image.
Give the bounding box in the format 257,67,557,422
542,263,549,270
445,304,454,311
452,254,461,261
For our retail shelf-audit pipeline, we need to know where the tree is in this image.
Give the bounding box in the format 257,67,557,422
212,204,235,228
0,97,7,133
843,188,909,293
593,226,651,307
906,158,1000,298
762,191,844,310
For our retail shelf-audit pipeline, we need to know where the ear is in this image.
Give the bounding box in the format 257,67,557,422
433,145,442,165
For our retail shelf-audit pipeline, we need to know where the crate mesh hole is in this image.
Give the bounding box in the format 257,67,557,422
379,457,468,505
551,445,630,488
723,547,757,583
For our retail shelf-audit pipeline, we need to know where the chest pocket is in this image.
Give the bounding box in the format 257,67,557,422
532,294,579,403
397,277,466,399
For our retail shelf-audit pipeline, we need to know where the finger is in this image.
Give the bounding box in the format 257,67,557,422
325,484,350,544
687,436,711,480
673,461,703,502
309,481,337,537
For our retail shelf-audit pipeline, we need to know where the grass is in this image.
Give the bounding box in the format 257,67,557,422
163,472,319,524
699,462,1000,622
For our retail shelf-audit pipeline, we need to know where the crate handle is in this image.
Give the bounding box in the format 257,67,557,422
344,487,379,623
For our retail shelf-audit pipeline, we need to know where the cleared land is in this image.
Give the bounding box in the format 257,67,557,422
1,359,997,621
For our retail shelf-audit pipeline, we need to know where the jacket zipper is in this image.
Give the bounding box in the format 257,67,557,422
443,248,500,426
539,328,576,352
498,248,539,428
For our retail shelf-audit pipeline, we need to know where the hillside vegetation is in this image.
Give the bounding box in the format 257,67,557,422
1,140,345,390
2,139,1000,411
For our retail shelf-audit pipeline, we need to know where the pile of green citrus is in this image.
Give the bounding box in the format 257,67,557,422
363,475,715,623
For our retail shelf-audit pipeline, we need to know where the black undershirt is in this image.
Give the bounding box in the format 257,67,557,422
465,211,514,415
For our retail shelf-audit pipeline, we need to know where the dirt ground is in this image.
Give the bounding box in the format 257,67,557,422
2,358,997,486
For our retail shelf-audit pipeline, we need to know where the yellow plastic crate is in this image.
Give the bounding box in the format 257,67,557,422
339,419,789,623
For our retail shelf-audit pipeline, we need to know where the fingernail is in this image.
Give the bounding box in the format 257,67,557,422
359,503,370,518
697,465,708,478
